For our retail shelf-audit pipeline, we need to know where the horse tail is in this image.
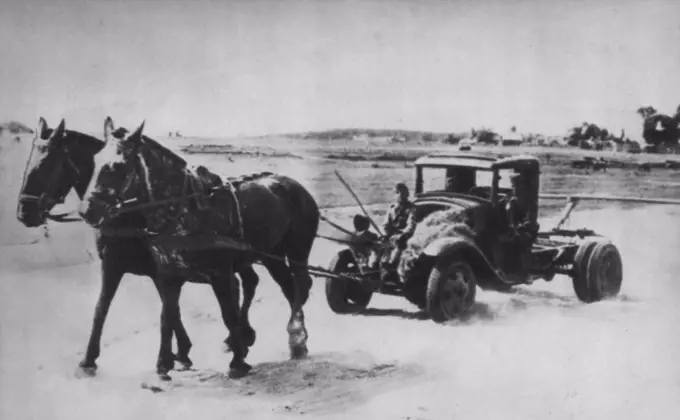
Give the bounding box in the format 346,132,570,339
281,176,320,266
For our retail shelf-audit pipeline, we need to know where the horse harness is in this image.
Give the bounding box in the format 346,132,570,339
101,156,244,241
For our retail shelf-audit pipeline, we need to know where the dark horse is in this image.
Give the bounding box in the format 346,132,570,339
17,117,320,380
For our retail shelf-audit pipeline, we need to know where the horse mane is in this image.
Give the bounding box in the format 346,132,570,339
139,135,188,169
132,135,275,190
226,171,274,189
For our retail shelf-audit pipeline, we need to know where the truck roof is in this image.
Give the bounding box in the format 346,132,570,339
414,152,540,172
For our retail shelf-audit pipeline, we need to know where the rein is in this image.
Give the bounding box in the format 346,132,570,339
18,194,82,223
108,186,222,217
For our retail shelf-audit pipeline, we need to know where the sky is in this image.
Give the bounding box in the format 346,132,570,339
1,0,679,139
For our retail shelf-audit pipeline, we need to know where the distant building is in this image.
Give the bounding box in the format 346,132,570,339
500,126,523,146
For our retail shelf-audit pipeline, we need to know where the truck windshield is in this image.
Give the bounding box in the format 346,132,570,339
420,166,514,192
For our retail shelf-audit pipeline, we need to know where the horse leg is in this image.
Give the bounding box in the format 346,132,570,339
287,260,313,359
173,305,194,370
156,277,184,381
78,258,124,375
261,257,309,359
262,253,296,305
211,270,252,378
223,273,241,351
151,275,193,370
238,267,259,347
225,267,259,352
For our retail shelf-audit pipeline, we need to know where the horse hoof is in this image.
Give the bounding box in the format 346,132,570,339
157,372,172,382
228,363,252,379
76,366,97,378
158,357,175,373
290,344,309,360
176,361,193,372
76,361,97,378
174,354,194,371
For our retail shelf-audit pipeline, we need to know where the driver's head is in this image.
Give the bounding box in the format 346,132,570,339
353,214,370,232
395,182,409,203
510,171,530,197
446,168,475,192
445,176,456,191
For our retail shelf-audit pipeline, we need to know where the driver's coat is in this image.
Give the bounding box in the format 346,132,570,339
382,200,416,237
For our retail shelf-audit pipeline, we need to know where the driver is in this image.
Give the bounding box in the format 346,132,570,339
499,170,538,275
445,167,475,193
380,182,417,269
504,171,535,236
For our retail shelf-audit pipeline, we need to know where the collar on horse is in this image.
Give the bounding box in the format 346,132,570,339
109,165,226,217
103,148,243,241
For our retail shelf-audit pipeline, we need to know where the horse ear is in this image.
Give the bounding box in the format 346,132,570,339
37,117,49,139
103,117,115,144
127,120,145,143
51,118,66,141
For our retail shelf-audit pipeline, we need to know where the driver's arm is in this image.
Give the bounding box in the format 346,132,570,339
381,206,394,235
505,197,519,229
400,207,417,238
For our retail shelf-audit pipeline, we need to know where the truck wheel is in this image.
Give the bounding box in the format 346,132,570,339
325,250,372,314
572,241,623,303
426,260,477,323
572,240,597,302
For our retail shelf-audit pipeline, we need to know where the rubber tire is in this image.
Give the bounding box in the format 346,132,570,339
325,250,373,314
572,240,598,302
572,241,623,303
426,259,477,323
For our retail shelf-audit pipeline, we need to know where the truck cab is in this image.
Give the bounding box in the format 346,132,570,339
412,152,540,232
410,153,541,284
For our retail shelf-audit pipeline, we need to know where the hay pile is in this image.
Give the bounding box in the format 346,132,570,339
401,208,476,268
398,208,476,309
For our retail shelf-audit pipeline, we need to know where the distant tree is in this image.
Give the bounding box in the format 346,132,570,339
636,105,680,148
566,121,611,147
444,134,460,144
475,128,498,144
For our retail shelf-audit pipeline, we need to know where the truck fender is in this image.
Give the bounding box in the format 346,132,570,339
421,236,482,258
421,237,502,286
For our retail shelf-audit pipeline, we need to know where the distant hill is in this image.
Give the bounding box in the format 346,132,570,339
0,121,33,135
277,128,469,143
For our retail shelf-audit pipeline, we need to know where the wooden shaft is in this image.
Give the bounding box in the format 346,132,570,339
541,193,680,205
334,170,385,237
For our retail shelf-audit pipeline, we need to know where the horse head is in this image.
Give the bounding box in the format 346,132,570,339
16,117,104,227
79,117,188,230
